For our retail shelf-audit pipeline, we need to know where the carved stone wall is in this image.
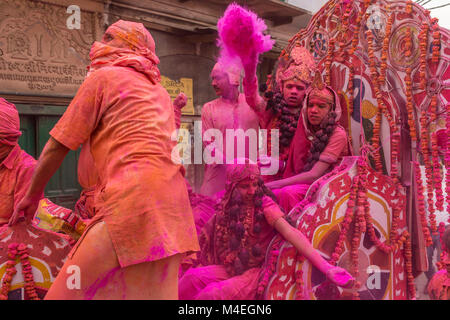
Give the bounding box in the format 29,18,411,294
0,0,102,97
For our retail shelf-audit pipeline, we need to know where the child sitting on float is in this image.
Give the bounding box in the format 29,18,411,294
264,72,351,213
179,160,354,299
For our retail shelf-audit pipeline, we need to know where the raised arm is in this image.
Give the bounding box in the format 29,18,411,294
242,53,271,128
9,137,70,225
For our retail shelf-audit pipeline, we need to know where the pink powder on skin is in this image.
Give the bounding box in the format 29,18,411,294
160,262,169,283
84,266,121,300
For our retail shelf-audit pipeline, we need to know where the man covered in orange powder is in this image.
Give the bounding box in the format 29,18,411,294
74,92,188,220
9,20,199,299
0,98,41,227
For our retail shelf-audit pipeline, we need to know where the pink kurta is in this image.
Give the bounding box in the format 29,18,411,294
50,66,199,267
200,93,259,197
273,125,349,213
0,145,38,225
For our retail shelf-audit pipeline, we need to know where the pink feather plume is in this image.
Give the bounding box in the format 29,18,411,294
217,3,274,69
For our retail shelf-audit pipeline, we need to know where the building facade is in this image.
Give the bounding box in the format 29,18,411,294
0,0,312,207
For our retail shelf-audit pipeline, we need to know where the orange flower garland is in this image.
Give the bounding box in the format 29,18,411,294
294,255,305,300
379,11,394,86
425,96,439,234
366,30,382,171
431,18,440,64
365,21,401,176
405,0,413,15
447,102,450,223
325,38,335,86
414,162,433,246
346,0,371,118
429,96,444,213
0,243,39,300
419,22,429,90
431,130,444,212
328,156,416,299
337,0,353,57
405,65,417,142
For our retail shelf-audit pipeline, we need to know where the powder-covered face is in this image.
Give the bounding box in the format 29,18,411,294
307,93,333,126
282,79,307,108
102,30,126,48
235,178,258,202
210,69,233,98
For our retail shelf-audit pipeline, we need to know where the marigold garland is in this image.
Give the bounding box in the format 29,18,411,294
328,157,416,299
405,65,417,142
379,10,394,86
405,0,413,15
346,0,371,118
418,22,429,90
366,31,383,172
431,18,440,63
325,38,335,86
0,243,39,300
429,96,444,212
425,96,439,234
414,162,433,246
431,131,444,212
446,102,450,223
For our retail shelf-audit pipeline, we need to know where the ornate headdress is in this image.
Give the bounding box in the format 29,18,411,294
308,71,335,105
275,44,316,89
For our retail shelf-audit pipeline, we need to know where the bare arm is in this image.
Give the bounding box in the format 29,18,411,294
242,53,271,127
266,161,331,189
9,137,70,225
274,217,354,287
274,217,333,274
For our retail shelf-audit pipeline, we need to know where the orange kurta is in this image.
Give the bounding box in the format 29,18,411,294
50,66,199,267
0,145,38,225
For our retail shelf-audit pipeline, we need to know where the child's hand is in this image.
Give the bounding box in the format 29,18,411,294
326,266,355,288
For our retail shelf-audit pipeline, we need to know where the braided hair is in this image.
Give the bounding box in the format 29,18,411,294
216,176,293,276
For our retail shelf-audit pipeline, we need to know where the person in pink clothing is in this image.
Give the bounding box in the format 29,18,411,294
200,62,260,199
241,45,317,183
9,20,199,299
0,98,41,227
179,161,354,300
265,72,350,213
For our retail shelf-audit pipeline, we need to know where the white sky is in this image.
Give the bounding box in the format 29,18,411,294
421,0,450,30
286,0,450,30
